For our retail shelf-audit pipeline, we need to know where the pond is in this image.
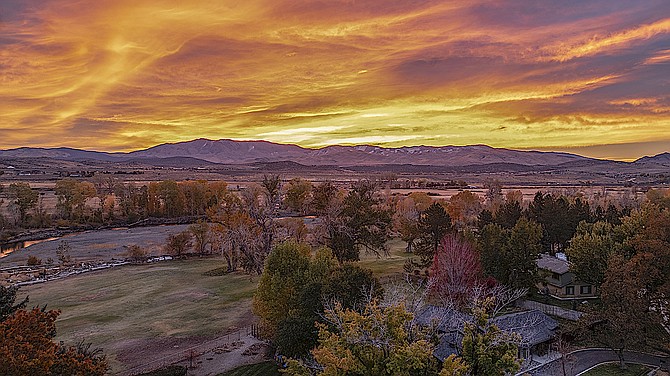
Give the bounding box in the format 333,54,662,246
1,237,61,258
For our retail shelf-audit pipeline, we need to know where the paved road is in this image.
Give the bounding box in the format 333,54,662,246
524,349,668,376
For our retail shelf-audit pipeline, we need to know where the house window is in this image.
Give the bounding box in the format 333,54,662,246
552,272,560,280
580,285,592,295
565,286,574,295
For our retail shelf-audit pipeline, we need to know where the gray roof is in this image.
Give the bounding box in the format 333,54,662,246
435,332,461,360
418,306,559,359
536,254,570,274
492,309,559,347
415,305,471,333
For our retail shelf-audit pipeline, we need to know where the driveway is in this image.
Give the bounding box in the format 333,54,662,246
523,349,668,376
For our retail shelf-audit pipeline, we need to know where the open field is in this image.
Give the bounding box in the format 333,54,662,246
18,259,258,374
359,238,412,277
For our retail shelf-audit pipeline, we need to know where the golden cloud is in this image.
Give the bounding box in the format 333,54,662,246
0,0,667,160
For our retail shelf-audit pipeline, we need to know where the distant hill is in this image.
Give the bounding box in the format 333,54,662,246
126,138,593,167
0,147,122,161
635,152,670,165
0,138,626,168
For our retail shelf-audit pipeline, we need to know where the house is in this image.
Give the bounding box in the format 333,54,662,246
415,306,558,363
536,254,598,300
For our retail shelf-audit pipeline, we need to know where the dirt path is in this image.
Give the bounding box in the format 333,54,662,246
175,334,269,376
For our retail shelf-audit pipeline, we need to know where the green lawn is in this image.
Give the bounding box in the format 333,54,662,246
218,361,280,376
582,363,651,376
18,258,257,373
358,238,412,277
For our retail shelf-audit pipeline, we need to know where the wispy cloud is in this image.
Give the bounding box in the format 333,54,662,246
0,0,667,160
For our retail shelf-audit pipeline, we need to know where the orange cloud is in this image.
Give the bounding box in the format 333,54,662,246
0,0,667,161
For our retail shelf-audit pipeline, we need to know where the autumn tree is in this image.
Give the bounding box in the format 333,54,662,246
164,231,193,257
125,244,148,262
189,220,211,255
7,182,38,225
55,179,96,221
581,254,654,369
209,188,265,274
0,308,108,375
284,178,313,214
429,234,482,307
309,180,340,215
447,190,482,230
284,301,442,376
393,196,421,253
460,299,521,376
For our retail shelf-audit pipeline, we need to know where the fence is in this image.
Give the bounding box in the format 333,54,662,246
120,324,262,376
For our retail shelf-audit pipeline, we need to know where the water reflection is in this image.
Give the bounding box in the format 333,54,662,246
0,237,60,258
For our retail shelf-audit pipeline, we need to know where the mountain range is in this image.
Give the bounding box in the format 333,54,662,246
0,138,668,168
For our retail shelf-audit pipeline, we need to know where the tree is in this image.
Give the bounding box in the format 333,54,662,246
189,220,211,255
483,179,504,212
254,243,338,357
478,223,508,283
0,285,28,322
494,199,522,229
565,221,616,286
447,191,482,229
322,264,384,310
125,244,148,262
414,202,453,266
55,179,96,221
310,181,340,215
56,240,72,266
285,301,442,376
325,180,392,262
526,193,573,253
284,178,313,214
254,242,385,358
0,308,108,375
429,234,482,307
460,299,521,376
393,196,421,253
505,217,542,289
7,182,38,225
164,231,192,257
581,254,652,369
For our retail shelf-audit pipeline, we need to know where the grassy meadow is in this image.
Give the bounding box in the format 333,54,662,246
19,258,257,372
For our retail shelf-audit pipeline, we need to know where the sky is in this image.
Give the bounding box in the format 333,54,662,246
0,0,668,161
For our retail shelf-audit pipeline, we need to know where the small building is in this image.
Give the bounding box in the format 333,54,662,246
416,306,558,364
536,254,598,300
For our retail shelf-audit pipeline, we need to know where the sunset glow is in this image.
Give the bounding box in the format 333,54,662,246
1,0,668,160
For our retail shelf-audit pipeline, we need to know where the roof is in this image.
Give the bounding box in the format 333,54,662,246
418,306,559,359
415,305,471,332
536,254,570,274
492,309,559,346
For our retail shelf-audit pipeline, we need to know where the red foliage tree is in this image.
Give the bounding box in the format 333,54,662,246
0,308,108,375
429,234,482,307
